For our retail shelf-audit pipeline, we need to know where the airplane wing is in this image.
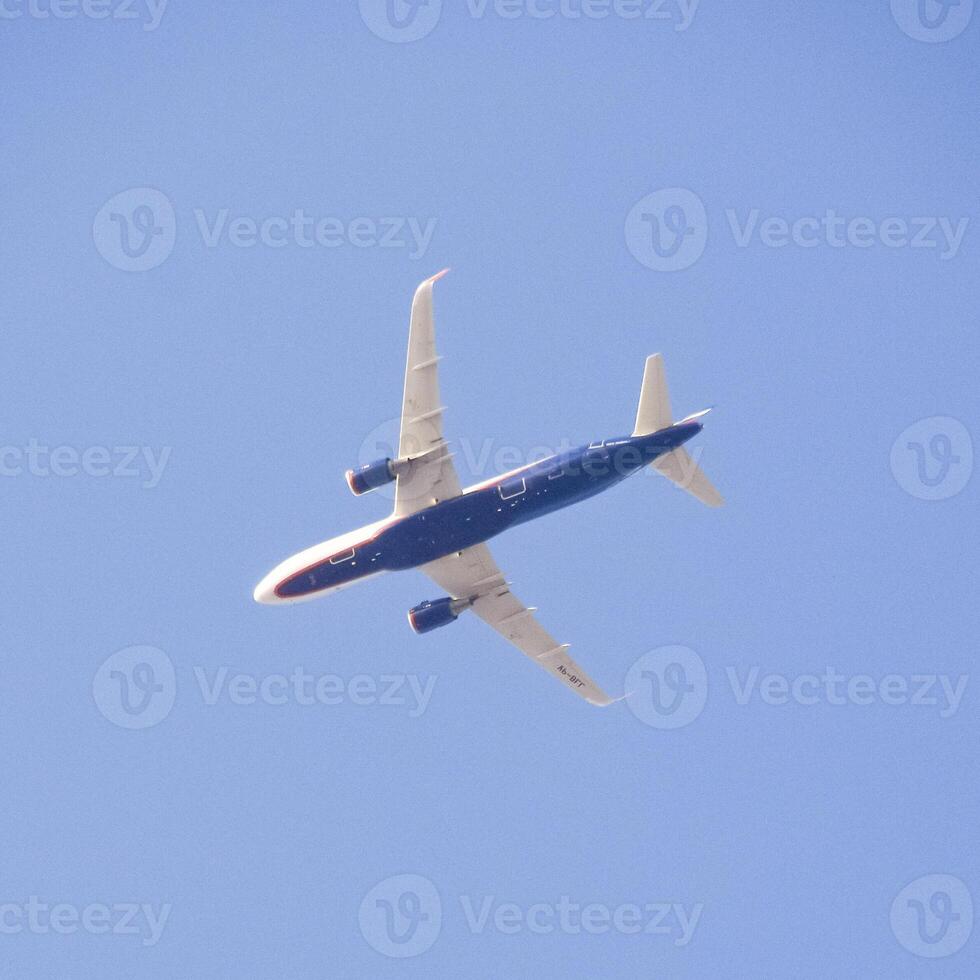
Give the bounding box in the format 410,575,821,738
420,543,617,706
393,270,463,517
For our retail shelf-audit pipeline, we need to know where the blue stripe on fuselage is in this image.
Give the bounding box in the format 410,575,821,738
276,425,698,598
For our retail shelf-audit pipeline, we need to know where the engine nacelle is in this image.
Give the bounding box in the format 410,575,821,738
407,597,471,635
346,458,396,496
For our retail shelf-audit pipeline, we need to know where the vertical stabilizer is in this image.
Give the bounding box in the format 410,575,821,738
633,353,724,507
632,353,672,436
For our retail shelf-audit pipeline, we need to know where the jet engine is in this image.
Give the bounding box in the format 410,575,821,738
346,458,396,496
347,445,450,496
407,597,472,634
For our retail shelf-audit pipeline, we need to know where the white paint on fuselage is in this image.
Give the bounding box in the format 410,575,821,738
253,517,393,605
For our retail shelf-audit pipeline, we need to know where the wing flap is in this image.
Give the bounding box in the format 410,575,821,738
421,544,617,706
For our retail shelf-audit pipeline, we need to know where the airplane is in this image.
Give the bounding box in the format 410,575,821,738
253,270,722,706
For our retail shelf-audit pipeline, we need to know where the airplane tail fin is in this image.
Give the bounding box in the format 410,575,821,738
632,354,724,508
632,353,672,437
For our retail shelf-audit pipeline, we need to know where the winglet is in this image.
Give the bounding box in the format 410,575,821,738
592,691,629,708
411,269,450,307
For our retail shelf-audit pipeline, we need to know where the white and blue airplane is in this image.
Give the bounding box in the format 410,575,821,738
254,271,722,705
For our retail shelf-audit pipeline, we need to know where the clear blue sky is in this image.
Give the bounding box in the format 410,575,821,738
2,2,978,977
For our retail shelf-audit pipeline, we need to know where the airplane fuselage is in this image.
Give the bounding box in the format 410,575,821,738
254,422,700,604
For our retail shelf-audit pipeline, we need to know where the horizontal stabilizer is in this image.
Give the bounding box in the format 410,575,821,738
654,448,724,508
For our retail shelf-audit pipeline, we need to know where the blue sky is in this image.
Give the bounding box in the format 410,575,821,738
1,2,978,976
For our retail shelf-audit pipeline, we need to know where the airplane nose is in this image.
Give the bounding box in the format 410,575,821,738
253,575,279,604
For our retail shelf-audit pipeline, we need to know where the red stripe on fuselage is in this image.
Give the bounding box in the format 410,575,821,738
273,517,400,598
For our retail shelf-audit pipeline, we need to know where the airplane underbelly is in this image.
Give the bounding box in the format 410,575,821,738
274,554,384,600
378,488,515,570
